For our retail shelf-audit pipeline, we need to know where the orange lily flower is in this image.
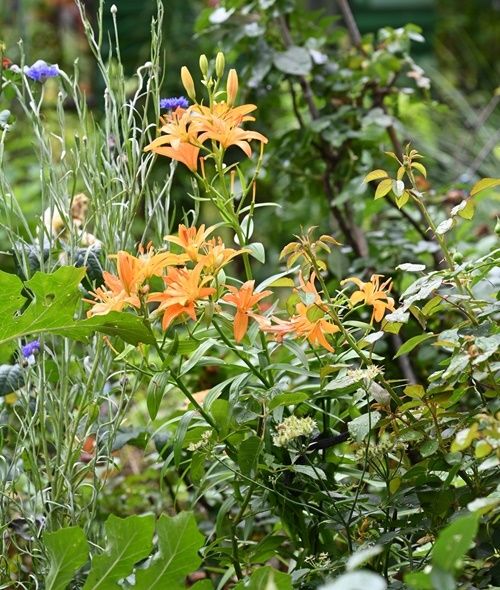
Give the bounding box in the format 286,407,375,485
341,274,395,323
144,108,200,171
291,303,339,352
86,251,143,317
193,102,268,156
260,316,295,343
222,280,272,342
199,237,245,273
148,262,215,330
164,224,216,262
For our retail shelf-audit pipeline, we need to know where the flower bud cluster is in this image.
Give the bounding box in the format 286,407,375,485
272,415,316,448
187,429,212,452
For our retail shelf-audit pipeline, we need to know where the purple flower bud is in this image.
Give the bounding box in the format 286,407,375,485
160,96,189,110
24,60,60,83
21,340,40,358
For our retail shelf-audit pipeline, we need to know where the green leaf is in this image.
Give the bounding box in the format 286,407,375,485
394,333,435,358
273,46,312,76
238,435,262,477
83,514,155,590
135,512,204,590
404,571,434,590
432,512,479,572
411,162,427,177
267,277,295,288
348,411,381,442
0,267,155,347
420,439,439,457
246,242,266,264
269,392,309,410
0,364,24,396
44,527,89,590
470,177,500,196
319,571,387,590
234,566,292,590
363,169,388,183
374,178,393,199
395,190,410,208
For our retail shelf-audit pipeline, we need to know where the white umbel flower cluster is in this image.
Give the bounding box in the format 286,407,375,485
347,364,383,384
272,415,316,448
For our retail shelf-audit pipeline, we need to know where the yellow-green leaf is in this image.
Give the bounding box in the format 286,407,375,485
375,178,393,199
404,384,425,398
470,177,500,197
364,169,389,183
395,190,410,208
397,166,405,180
411,162,427,177
268,277,295,288
458,200,475,220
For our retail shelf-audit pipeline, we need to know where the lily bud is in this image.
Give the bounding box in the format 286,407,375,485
181,66,196,101
199,54,208,76
215,51,225,78
226,68,238,106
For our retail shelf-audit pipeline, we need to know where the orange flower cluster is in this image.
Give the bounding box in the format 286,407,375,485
85,227,396,352
341,274,395,322
262,274,340,352
86,226,247,330
144,70,267,171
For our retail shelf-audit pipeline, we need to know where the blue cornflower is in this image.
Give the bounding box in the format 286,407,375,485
24,60,60,83
21,340,40,358
160,96,189,110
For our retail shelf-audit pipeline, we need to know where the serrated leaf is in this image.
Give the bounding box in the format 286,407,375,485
273,46,312,76
374,178,393,199
470,177,500,197
83,514,155,590
0,267,155,347
44,527,89,590
394,333,435,358
363,169,388,183
135,512,204,590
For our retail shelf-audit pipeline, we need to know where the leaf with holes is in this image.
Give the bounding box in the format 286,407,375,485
0,267,154,347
